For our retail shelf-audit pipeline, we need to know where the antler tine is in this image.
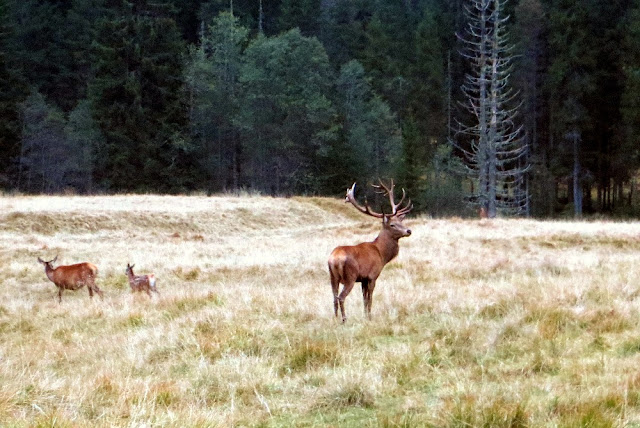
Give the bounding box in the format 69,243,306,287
395,196,413,217
345,183,385,218
372,179,414,217
375,179,404,216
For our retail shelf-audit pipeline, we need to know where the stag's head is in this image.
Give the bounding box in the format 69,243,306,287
345,180,413,239
37,255,58,269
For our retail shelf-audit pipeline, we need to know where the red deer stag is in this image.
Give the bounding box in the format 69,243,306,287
37,256,103,303
125,263,159,297
328,180,413,323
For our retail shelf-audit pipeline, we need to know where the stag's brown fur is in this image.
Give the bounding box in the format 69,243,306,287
126,263,158,297
38,256,103,303
328,181,412,323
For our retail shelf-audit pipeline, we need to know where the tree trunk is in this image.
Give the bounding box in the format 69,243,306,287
572,132,582,218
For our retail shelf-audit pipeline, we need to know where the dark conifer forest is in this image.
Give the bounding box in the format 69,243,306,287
1,0,639,217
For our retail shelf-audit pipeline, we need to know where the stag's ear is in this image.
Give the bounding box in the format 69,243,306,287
382,215,390,224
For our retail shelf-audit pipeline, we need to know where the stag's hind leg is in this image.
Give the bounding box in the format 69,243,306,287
328,263,341,318
330,276,340,318
364,279,376,319
337,280,356,323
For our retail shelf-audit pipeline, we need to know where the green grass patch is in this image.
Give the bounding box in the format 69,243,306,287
280,336,342,375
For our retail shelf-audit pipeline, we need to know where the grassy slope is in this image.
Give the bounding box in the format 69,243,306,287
1,194,640,426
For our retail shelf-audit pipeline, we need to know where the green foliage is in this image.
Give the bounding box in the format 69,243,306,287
0,0,25,187
277,0,321,37
239,28,337,194
336,60,401,187
186,12,248,191
17,92,67,193
89,1,191,192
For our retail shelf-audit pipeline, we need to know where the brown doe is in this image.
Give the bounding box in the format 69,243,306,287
328,180,413,323
125,263,159,297
37,256,103,302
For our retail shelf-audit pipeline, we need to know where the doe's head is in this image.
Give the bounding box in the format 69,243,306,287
37,255,58,269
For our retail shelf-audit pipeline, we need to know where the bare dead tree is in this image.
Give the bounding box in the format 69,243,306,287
450,0,529,217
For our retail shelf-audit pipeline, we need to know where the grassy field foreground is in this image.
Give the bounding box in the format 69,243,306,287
2,194,640,427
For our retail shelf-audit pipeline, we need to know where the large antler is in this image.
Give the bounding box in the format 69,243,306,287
373,179,413,217
345,180,413,218
345,183,385,218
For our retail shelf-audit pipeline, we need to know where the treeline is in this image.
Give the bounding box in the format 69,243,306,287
0,0,639,217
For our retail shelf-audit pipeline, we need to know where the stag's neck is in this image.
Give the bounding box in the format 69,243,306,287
373,230,400,265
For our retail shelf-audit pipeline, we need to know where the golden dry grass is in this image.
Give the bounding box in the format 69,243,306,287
2,194,640,426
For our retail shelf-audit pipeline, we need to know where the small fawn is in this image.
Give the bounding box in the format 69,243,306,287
125,263,159,297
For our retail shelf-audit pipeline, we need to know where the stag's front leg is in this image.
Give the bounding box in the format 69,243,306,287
361,279,370,318
58,287,63,303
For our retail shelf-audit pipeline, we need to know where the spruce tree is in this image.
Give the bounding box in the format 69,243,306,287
451,0,529,217
89,0,190,192
186,11,248,191
0,0,25,187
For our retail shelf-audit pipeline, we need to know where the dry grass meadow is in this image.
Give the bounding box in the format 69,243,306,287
2,194,640,427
